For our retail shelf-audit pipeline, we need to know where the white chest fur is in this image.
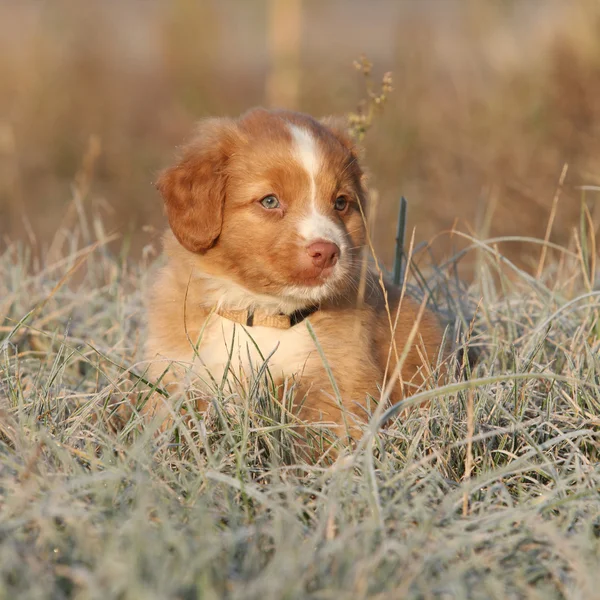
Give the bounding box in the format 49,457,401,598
172,315,318,389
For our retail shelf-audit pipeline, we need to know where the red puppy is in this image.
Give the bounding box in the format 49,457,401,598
144,108,445,438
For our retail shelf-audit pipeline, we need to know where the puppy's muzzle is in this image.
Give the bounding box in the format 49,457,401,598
306,240,340,269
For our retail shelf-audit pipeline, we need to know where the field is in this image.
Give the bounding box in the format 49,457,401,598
2,2,600,598
2,1,600,274
1,209,599,599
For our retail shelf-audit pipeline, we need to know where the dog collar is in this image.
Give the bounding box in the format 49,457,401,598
216,305,318,329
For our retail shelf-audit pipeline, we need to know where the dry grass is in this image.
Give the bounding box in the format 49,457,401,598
1,207,600,598
2,4,600,596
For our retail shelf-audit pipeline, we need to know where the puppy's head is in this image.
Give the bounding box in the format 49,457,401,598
157,108,368,308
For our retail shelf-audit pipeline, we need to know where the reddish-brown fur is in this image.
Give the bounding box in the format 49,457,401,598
144,108,446,440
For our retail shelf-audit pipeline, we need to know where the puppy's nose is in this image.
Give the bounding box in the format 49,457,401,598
306,240,340,269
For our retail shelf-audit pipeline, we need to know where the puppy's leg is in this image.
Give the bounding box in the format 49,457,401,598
118,362,193,433
287,360,382,461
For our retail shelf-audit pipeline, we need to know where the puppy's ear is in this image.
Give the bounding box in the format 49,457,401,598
321,115,367,187
156,118,239,253
320,116,358,154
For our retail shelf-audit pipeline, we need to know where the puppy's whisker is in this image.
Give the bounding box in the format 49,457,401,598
338,156,358,179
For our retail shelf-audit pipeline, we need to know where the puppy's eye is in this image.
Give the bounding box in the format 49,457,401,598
334,197,348,212
260,195,281,210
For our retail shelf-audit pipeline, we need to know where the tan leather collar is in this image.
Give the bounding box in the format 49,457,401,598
216,305,318,329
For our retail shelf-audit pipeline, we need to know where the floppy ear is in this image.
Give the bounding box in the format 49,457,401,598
320,116,358,154
321,115,368,186
156,118,238,253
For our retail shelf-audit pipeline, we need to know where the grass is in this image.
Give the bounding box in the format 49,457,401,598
1,211,600,600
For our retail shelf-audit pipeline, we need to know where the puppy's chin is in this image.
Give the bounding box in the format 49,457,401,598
280,264,351,305
280,283,337,305
290,266,337,287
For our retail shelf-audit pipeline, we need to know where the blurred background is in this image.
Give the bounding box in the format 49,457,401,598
1,0,599,275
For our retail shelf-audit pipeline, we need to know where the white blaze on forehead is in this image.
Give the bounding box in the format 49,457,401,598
289,124,319,206
289,123,345,248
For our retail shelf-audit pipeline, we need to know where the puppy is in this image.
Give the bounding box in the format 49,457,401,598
143,108,445,439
